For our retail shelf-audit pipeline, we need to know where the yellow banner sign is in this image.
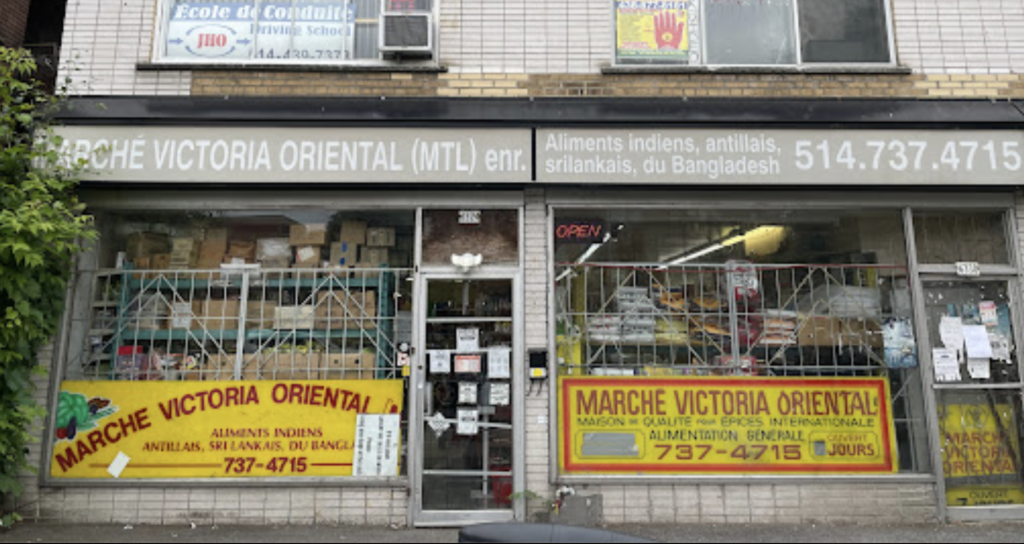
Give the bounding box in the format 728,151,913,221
51,380,404,479
559,377,897,474
940,402,1024,506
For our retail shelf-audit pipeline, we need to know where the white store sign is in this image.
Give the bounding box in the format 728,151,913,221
55,126,533,183
165,2,354,61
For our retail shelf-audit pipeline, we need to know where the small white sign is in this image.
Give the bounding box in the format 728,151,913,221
429,350,451,374
457,328,480,352
107,452,131,479
352,414,401,477
956,262,982,277
488,383,511,406
963,325,994,359
459,382,478,404
427,412,451,437
940,316,965,356
488,348,511,379
933,348,961,383
457,409,479,436
968,358,992,380
459,210,482,225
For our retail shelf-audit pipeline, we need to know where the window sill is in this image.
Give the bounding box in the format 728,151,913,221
137,62,448,73
601,65,913,76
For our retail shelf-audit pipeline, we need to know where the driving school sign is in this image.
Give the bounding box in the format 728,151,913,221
166,2,354,61
51,380,403,479
559,377,897,475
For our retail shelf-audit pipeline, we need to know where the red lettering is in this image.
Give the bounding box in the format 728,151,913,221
136,408,151,431
103,421,121,444
290,384,304,403
226,388,239,406
87,429,107,452
612,390,626,415
181,394,196,415
272,384,288,403
56,447,79,473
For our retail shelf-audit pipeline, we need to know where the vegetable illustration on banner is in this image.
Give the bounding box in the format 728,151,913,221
616,1,692,62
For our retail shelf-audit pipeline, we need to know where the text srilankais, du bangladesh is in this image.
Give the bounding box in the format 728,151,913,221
54,383,375,473
576,388,879,418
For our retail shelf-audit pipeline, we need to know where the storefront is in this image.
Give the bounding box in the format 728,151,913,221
37,97,1024,525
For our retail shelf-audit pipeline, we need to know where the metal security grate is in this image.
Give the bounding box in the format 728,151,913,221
64,267,412,383
555,262,930,472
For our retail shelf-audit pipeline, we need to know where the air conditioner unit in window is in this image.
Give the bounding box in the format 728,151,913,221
379,11,433,59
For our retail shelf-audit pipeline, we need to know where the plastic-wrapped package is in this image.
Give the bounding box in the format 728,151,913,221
257,238,291,262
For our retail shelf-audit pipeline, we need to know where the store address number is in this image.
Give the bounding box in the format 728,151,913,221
794,139,1022,172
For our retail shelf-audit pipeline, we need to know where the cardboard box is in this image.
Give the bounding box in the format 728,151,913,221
246,300,278,329
796,317,883,348
193,299,241,331
366,228,396,248
329,242,359,268
290,223,329,246
197,252,225,270
322,352,376,380
315,290,377,330
151,253,171,270
260,257,291,270
269,354,323,380
205,354,238,381
203,228,229,253
274,305,316,330
169,302,196,329
228,240,257,261
359,248,389,268
127,232,170,261
388,250,411,268
340,221,368,245
294,245,323,267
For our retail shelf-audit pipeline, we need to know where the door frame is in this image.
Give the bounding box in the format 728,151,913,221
408,270,526,527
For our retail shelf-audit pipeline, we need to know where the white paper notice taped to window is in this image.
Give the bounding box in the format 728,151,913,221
459,382,478,404
968,358,992,380
488,383,511,406
457,409,479,436
939,316,964,354
429,350,451,374
353,414,401,477
963,325,994,359
932,348,961,383
488,348,511,379
457,328,480,352
107,452,131,479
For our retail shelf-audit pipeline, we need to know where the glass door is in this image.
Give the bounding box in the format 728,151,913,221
922,279,1024,511
412,276,519,526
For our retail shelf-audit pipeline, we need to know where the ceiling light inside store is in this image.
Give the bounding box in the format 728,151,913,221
662,225,782,267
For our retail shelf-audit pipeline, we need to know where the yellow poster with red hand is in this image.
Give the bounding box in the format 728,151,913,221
616,1,690,61
50,380,404,479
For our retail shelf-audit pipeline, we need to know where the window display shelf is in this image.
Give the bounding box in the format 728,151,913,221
115,328,381,342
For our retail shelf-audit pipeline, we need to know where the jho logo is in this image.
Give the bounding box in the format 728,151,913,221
172,24,248,58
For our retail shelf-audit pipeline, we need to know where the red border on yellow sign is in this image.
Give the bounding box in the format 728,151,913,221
560,377,896,474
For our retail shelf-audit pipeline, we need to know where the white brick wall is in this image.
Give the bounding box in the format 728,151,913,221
893,0,1024,74
59,0,190,96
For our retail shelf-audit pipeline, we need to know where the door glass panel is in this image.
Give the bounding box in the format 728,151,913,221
914,212,1009,265
939,390,1024,507
420,279,514,514
923,280,1019,385
423,210,519,266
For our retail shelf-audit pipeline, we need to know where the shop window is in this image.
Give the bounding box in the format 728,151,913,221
157,0,433,64
615,0,893,66
422,210,519,267
64,209,415,384
554,209,931,474
913,212,1010,265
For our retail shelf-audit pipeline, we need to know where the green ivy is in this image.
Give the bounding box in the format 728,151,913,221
0,47,96,527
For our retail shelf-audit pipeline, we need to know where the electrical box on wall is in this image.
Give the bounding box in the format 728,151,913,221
529,350,548,380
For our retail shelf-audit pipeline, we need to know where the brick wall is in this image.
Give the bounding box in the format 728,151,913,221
523,188,552,517
0,0,32,47
191,71,1024,99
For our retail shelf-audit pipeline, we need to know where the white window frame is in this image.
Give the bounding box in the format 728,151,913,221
611,0,897,69
151,0,440,67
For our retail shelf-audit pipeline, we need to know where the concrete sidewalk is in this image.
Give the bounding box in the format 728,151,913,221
1,523,1024,543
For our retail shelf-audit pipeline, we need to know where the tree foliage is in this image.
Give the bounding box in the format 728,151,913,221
0,47,95,527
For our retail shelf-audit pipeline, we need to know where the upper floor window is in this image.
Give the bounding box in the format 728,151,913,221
615,0,893,67
158,0,432,64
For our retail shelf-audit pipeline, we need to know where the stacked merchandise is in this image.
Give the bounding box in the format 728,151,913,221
586,287,657,343
799,285,882,318
760,310,798,347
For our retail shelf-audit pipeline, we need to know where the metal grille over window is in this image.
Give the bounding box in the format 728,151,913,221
66,267,410,383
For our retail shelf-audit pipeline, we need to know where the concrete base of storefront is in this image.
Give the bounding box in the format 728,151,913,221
3,521,1024,543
